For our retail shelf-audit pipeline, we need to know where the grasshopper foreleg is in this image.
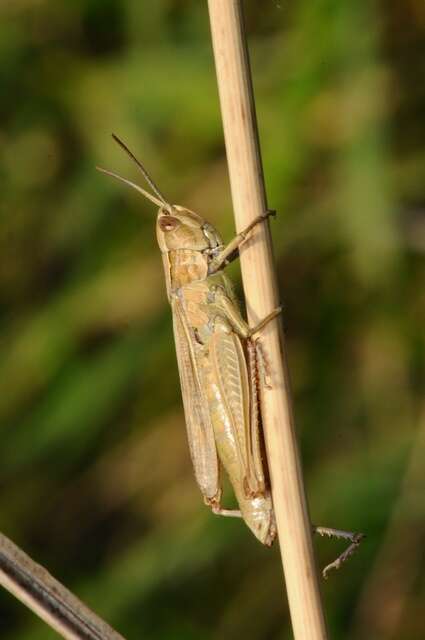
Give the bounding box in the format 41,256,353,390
313,525,365,579
213,287,282,342
247,306,282,337
208,209,276,273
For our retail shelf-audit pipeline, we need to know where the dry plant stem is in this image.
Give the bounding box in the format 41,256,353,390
207,2,328,639
0,532,125,640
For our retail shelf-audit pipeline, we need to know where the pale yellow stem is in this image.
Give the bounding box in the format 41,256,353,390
207,2,328,638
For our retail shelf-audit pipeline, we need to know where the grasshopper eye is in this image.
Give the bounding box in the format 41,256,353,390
159,216,179,232
202,223,221,248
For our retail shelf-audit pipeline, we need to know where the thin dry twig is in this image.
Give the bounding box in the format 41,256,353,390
0,532,125,640
207,2,328,638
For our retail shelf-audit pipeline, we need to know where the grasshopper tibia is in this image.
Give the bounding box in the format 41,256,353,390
313,525,365,579
253,338,273,390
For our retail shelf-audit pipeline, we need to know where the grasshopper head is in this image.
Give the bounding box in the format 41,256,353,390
97,135,223,256
156,206,223,254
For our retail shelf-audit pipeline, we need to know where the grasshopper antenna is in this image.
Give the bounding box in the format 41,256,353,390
111,134,170,207
96,165,167,209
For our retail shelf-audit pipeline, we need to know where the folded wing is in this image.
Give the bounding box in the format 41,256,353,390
172,299,220,503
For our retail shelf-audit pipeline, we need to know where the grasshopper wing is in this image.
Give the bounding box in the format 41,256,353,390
210,328,265,497
172,299,221,503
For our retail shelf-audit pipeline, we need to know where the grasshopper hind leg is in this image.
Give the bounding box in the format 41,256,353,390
314,525,365,579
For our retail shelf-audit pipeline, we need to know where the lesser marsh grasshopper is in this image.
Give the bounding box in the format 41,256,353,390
98,135,364,577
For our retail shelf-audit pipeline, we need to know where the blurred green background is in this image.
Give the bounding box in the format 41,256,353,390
0,1,424,638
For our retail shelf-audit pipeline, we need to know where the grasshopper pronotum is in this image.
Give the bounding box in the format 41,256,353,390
98,135,364,577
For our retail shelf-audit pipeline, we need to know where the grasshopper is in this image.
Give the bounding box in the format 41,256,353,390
98,135,364,578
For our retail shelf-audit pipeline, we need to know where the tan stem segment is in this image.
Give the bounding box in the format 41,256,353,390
207,2,328,638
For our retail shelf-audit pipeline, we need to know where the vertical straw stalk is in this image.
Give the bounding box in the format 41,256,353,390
207,2,328,638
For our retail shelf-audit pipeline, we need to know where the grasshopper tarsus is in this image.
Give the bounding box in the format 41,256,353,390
208,209,275,274
240,208,275,239
322,537,363,579
313,526,365,579
211,505,243,518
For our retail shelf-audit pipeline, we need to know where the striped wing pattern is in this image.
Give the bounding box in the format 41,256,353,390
171,299,220,502
210,329,263,496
